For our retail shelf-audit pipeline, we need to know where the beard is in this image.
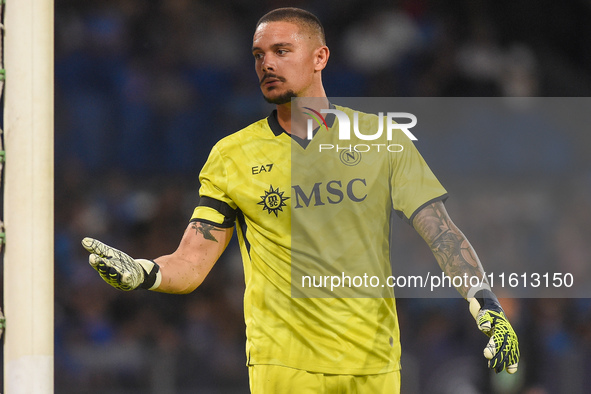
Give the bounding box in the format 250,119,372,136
263,89,297,105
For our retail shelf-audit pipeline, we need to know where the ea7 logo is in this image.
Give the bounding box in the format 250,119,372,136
306,109,417,141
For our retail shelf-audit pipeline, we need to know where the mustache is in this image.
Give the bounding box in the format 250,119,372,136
260,73,286,85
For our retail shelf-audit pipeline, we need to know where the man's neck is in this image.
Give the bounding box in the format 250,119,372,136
275,97,330,139
275,103,293,135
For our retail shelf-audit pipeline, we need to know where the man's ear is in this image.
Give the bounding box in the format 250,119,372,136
314,46,330,71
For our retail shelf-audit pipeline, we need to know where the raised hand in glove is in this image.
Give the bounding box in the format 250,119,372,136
82,237,161,291
469,289,520,374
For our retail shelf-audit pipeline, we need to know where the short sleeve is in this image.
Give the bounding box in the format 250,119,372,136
390,136,447,226
191,145,238,228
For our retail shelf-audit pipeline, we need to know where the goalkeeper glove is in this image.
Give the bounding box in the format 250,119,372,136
468,288,520,374
81,237,162,291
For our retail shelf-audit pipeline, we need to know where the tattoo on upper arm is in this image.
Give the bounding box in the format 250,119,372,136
191,222,224,242
413,202,484,296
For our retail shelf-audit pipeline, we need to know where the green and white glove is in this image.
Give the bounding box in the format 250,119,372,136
468,288,520,374
82,237,161,291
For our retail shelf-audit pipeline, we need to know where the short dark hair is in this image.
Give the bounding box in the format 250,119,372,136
256,7,326,45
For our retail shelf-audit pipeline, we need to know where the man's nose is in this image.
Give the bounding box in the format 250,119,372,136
261,56,275,72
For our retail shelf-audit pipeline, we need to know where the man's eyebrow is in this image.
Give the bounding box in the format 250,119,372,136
252,42,295,52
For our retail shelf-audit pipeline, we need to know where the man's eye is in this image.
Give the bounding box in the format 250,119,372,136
277,49,288,55
254,53,263,60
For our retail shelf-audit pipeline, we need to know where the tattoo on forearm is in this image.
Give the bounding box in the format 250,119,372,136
191,222,223,242
413,202,485,298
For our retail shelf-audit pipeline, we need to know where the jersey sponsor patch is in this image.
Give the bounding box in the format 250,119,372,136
258,185,289,217
291,178,367,208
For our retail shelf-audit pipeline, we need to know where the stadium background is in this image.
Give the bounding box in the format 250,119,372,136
8,0,591,392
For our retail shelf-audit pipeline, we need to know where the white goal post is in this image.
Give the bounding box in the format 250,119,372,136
3,0,54,392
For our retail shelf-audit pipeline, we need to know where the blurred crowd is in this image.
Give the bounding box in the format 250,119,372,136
9,0,591,392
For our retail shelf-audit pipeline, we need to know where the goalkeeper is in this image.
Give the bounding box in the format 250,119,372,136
82,6,518,393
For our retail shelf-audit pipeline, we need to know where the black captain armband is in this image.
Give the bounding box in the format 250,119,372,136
196,196,237,228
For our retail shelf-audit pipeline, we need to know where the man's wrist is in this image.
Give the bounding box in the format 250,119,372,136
136,259,162,290
467,285,502,320
466,283,491,300
473,289,503,312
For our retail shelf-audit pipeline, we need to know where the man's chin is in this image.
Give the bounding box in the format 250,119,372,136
263,90,297,105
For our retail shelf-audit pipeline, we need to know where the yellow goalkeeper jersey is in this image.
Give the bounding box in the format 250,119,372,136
191,105,447,375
